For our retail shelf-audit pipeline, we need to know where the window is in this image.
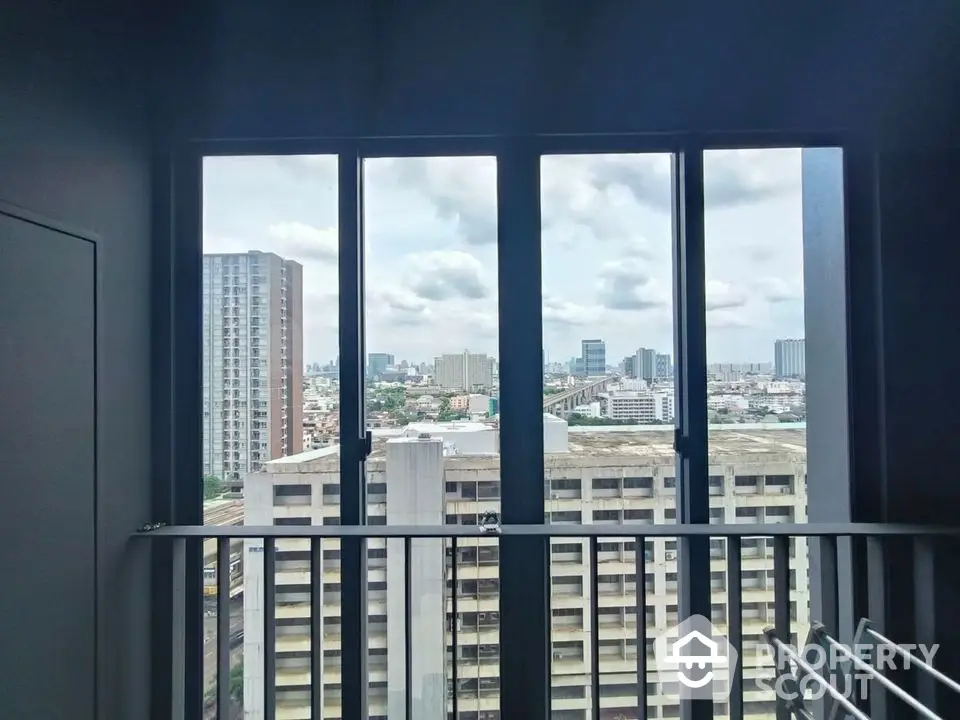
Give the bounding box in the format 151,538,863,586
274,484,311,497
274,517,311,526
704,147,834,708
187,141,847,720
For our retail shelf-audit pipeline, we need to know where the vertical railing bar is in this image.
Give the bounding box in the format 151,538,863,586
773,535,791,720
311,538,323,718
404,537,413,720
817,535,840,719
913,536,938,714
451,536,458,718
590,536,600,719
216,538,231,720
263,537,276,720
636,536,648,720
172,537,186,720
866,535,888,720
727,536,744,720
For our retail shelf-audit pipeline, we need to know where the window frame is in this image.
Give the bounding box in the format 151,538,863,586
166,131,849,719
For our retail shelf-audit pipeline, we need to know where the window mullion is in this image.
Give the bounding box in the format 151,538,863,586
497,139,550,719
673,146,712,720
338,145,368,720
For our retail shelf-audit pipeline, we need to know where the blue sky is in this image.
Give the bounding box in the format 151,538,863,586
203,149,805,366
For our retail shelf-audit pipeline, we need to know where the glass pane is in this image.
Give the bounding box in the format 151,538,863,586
704,148,819,712
541,153,676,719
202,154,339,719
363,156,500,719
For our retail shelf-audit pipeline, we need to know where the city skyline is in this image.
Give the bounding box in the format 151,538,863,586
203,149,805,364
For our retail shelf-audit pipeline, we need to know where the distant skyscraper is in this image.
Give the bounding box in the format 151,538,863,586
635,348,657,381
581,339,606,376
367,352,395,379
774,339,806,379
623,355,636,378
655,353,672,379
434,350,495,390
202,251,304,486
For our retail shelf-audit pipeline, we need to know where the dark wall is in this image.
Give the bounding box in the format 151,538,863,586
843,149,960,715
0,3,153,719
158,0,960,144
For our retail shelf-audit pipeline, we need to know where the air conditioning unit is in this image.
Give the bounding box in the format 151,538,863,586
779,487,790,494
553,651,564,661
478,613,486,621
665,552,676,560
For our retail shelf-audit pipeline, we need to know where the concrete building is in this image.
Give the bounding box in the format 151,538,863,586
434,350,495,391
605,391,675,423
367,352,395,379
202,251,304,486
635,348,657,381
581,339,606,377
655,353,672,379
450,393,492,416
774,339,806,380
243,421,808,720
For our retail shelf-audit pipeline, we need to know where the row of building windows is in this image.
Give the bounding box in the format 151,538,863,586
270,475,799,502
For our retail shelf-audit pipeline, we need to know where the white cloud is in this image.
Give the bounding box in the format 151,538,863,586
705,280,748,311
267,222,338,262
754,276,802,303
404,250,490,301
204,148,811,364
597,258,671,311
543,294,597,327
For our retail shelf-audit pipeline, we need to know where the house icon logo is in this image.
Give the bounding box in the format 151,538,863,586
654,614,738,701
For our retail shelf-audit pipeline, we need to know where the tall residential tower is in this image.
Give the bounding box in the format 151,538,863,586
202,251,304,487
774,338,806,379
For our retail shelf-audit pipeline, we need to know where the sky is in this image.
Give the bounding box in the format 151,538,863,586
203,149,807,367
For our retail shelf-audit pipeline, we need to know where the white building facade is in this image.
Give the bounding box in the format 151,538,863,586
243,422,808,720
434,351,495,391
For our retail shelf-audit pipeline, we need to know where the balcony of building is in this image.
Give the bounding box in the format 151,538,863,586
7,2,960,720
143,522,960,720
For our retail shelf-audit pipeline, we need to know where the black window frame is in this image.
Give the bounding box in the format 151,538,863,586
163,131,851,720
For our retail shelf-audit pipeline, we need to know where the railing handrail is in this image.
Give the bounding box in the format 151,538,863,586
136,521,960,539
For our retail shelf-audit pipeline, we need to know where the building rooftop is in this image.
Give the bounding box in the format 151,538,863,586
566,423,806,458
257,422,806,473
202,498,244,526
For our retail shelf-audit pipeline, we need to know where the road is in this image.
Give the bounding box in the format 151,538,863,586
203,605,245,693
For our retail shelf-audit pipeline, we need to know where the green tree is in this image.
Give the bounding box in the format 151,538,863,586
437,396,467,422
203,475,224,501
229,662,243,702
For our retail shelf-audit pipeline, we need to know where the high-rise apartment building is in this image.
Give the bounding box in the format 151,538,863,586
774,339,806,379
581,338,606,376
244,421,808,720
655,353,672,379
434,350,495,390
202,251,304,486
635,347,657,381
367,352,395,379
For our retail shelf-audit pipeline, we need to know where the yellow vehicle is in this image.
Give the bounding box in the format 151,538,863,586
203,565,217,597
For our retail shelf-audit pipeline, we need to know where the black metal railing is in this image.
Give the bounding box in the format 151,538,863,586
140,523,960,720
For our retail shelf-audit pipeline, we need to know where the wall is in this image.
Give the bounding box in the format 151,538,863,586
872,150,960,709
0,3,152,719
157,0,960,144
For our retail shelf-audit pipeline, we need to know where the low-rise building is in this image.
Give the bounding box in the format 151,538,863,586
243,420,808,720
